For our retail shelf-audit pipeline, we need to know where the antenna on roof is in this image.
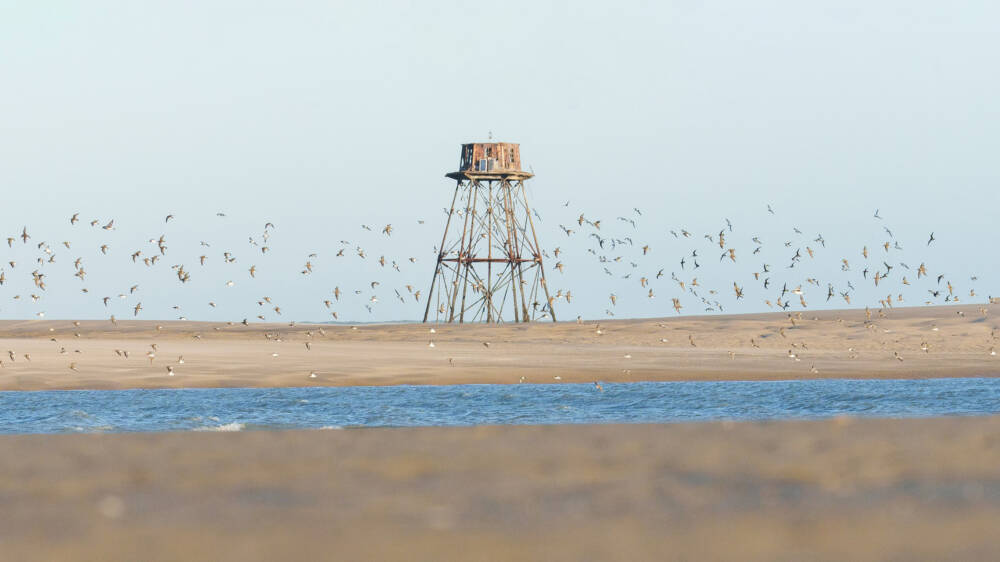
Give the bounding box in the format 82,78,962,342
488,130,493,140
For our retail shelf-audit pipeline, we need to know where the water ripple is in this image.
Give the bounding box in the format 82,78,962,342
0,378,997,434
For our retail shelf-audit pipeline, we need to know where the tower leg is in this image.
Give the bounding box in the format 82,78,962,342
486,184,494,322
447,184,475,322
423,184,461,322
503,183,531,321
499,183,521,323
518,181,557,322
457,181,481,322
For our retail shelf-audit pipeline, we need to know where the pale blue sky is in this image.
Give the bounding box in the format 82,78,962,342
0,2,996,321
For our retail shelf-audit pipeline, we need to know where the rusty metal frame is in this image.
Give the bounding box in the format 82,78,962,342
424,173,556,323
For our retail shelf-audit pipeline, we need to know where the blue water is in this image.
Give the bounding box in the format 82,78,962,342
1,378,998,434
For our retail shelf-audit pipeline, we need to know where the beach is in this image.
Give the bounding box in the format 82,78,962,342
2,416,998,561
0,304,996,391
2,304,998,560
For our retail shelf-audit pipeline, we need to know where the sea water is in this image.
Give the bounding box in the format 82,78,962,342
0,378,998,434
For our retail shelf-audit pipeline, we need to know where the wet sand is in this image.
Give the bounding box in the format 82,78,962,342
1,416,998,561
0,304,995,390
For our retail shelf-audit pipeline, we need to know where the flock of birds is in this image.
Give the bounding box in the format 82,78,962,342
548,204,982,319
0,212,425,324
0,205,987,323
0,202,994,377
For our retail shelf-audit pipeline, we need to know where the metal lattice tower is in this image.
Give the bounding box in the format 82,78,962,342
423,142,556,323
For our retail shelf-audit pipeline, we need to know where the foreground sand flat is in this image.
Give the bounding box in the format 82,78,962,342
0,416,998,561
0,304,996,390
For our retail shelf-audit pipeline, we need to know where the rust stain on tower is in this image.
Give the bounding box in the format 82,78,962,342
424,142,555,323
457,142,522,173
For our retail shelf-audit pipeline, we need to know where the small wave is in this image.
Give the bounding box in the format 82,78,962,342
192,422,245,432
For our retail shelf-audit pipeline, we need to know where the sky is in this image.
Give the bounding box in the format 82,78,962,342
0,2,997,322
